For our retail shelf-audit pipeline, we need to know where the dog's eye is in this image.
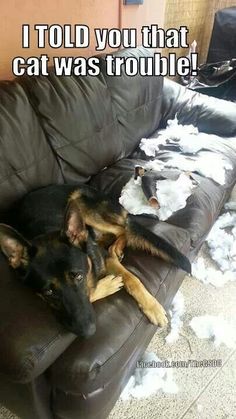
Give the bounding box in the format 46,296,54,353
44,289,53,296
69,272,83,283
76,274,83,282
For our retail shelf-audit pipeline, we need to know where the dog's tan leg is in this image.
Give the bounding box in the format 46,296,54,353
109,234,126,261
105,256,168,327
89,274,124,303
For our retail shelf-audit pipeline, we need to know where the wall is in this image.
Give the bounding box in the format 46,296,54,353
0,0,165,80
0,0,119,79
121,0,166,45
164,0,236,64
164,0,209,63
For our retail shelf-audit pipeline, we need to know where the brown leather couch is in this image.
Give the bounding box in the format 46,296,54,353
0,47,236,419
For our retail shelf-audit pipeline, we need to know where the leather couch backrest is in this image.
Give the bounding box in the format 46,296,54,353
0,48,164,209
21,72,124,183
98,47,163,156
20,48,164,182
0,81,62,213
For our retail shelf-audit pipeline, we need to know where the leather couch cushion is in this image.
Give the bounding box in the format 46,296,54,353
21,72,123,183
0,81,62,213
98,47,164,156
48,220,190,393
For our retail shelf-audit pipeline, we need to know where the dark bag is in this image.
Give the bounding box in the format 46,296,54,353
182,7,236,101
185,59,236,102
207,7,236,63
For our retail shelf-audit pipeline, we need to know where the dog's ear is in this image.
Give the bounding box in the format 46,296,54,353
0,224,32,269
63,200,87,246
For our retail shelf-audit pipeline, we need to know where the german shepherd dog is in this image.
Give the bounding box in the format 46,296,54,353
0,184,191,337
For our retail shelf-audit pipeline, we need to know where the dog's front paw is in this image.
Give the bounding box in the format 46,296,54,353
90,275,123,302
142,297,168,327
101,274,124,294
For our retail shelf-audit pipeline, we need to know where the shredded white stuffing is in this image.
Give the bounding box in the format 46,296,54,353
140,117,199,156
190,315,236,348
145,159,166,172
140,137,166,157
192,257,235,287
156,173,195,221
119,173,196,221
166,291,185,343
120,351,178,400
163,152,232,186
207,213,236,274
140,116,232,155
225,201,236,211
145,153,231,186
140,117,233,185
119,177,157,217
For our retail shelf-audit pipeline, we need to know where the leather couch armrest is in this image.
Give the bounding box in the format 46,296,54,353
0,255,76,383
161,78,236,136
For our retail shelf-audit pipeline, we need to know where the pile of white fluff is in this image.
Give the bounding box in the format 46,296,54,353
163,152,232,186
207,212,236,273
140,116,227,155
145,152,232,186
156,173,195,220
119,177,157,217
190,315,236,348
140,117,233,185
120,351,178,400
166,291,185,343
192,184,236,286
119,173,196,221
192,257,235,287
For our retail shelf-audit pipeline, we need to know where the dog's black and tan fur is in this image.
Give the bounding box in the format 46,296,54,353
0,184,191,337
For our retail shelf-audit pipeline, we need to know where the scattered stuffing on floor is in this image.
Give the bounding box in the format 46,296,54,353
190,315,236,348
192,194,236,285
166,291,185,343
207,212,236,273
120,352,178,400
192,257,235,287
225,201,236,211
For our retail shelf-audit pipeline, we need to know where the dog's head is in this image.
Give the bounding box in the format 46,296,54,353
0,200,96,338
